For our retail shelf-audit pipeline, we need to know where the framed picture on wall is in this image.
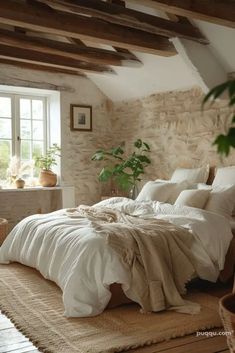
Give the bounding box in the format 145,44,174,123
70,104,92,131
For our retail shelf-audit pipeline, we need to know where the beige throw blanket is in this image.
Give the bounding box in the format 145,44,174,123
66,206,200,314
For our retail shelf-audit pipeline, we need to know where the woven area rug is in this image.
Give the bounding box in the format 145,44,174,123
0,263,222,353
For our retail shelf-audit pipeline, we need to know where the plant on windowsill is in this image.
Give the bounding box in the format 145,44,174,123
91,139,151,199
34,144,61,187
6,156,33,188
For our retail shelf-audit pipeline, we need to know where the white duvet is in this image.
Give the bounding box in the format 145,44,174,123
0,198,233,317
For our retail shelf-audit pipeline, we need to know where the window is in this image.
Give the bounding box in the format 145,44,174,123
0,93,47,182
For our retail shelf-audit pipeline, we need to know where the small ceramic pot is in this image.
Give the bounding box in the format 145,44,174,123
15,178,25,189
39,170,57,187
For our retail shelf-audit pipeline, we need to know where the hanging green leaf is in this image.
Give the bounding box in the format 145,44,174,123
202,79,235,156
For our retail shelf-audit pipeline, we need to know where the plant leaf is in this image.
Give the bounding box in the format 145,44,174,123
98,167,113,182
134,139,142,149
229,96,235,106
143,142,150,151
111,146,124,156
213,134,230,156
202,81,230,107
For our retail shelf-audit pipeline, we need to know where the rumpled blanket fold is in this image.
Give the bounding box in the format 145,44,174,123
65,205,200,314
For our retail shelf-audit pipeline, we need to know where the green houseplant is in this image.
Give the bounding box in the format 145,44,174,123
92,139,151,198
202,79,235,156
34,143,61,187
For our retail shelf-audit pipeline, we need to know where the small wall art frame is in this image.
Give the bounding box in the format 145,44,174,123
70,104,92,131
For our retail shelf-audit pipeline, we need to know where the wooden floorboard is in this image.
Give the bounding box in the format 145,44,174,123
0,280,232,353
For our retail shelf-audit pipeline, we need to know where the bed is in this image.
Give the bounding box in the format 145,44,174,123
0,166,234,318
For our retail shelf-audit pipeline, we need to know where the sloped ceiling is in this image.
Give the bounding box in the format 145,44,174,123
88,20,235,102
0,1,234,103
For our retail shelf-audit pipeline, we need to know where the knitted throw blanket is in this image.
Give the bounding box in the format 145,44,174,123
66,205,200,314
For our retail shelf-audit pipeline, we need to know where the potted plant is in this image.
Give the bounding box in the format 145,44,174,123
91,139,151,199
34,144,61,187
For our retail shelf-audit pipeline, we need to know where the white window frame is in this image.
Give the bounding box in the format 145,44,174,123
0,92,48,163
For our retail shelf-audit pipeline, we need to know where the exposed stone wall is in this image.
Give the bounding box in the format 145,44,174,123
0,65,112,206
111,87,235,182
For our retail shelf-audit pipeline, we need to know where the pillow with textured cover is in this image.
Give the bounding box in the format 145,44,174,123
213,166,235,186
205,185,235,219
212,166,235,215
171,165,210,184
174,189,210,209
136,180,188,203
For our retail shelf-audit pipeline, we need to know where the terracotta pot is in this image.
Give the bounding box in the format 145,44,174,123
39,170,57,187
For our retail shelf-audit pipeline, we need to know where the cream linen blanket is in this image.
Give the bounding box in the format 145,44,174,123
66,205,199,314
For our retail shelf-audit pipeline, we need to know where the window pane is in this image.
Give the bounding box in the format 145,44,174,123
20,99,31,119
0,97,11,118
32,120,43,140
21,119,31,139
0,118,11,139
32,141,43,159
32,100,43,120
21,140,31,160
0,140,11,180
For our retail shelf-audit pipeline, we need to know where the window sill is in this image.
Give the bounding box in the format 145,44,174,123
0,186,63,192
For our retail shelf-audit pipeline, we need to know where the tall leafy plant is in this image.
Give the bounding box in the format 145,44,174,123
202,79,235,156
91,139,151,192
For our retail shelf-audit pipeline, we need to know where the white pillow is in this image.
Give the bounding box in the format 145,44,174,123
171,165,209,184
212,166,235,186
212,166,235,215
136,181,189,203
136,181,172,202
205,185,235,219
197,183,212,190
167,181,190,203
175,189,210,209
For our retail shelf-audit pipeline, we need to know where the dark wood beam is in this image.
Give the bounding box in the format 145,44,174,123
110,0,142,66
0,0,176,56
0,44,115,74
0,57,85,76
130,0,235,29
37,0,208,44
0,28,142,67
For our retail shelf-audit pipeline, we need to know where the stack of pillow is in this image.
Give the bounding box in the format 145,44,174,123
136,165,235,220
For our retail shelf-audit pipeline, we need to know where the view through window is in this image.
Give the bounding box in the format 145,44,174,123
0,93,47,184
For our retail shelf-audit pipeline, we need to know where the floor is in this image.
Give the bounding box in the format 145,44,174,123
0,280,233,353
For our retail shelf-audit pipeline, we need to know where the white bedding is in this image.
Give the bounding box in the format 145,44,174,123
0,198,233,317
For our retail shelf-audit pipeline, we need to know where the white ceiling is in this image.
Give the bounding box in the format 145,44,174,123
88,18,235,102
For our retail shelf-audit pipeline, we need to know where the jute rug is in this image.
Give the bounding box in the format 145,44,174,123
0,263,222,353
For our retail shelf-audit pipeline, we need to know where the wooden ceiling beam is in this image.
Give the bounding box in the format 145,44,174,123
0,44,115,74
0,28,142,67
0,0,176,56
130,0,235,29
0,57,85,76
37,0,208,44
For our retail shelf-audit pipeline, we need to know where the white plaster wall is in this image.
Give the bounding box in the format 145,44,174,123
0,65,112,205
89,54,198,102
195,20,235,73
